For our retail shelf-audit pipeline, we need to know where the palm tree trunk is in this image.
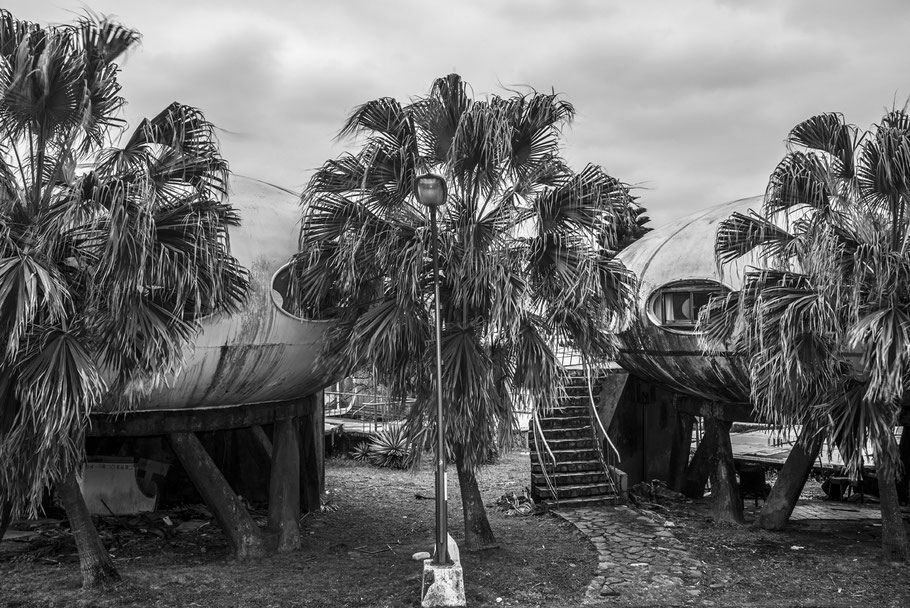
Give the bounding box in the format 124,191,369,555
453,443,498,551
756,421,824,531
56,467,121,588
876,448,910,562
0,496,11,542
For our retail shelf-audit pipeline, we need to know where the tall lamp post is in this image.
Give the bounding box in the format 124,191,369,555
414,173,449,566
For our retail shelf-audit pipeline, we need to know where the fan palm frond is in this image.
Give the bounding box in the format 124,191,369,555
0,11,248,518
290,73,643,489
715,211,794,265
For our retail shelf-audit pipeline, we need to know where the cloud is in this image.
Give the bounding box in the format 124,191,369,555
5,0,910,226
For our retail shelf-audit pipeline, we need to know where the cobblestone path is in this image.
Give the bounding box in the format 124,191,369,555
554,505,708,605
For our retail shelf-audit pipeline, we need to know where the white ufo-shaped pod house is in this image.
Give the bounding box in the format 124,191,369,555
130,176,333,412
615,196,765,404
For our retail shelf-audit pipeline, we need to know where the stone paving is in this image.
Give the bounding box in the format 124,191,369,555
554,505,707,605
554,499,908,605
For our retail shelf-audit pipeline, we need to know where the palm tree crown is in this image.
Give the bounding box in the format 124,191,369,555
0,10,248,516
703,109,910,481
289,74,641,471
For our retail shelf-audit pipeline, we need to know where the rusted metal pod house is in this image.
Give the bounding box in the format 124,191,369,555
530,197,767,508
602,196,764,490
615,196,761,405
88,176,334,557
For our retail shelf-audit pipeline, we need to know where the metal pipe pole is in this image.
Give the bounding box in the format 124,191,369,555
430,205,448,566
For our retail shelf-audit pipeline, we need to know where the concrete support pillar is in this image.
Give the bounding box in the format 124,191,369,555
268,417,301,552
169,431,265,559
299,392,325,512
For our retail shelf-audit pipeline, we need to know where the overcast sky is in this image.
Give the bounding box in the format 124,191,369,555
8,1,910,226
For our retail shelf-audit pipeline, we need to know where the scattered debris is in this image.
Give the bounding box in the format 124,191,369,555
629,480,688,506
491,489,539,516
1,530,40,542
353,545,393,555
1,504,230,563
175,521,209,533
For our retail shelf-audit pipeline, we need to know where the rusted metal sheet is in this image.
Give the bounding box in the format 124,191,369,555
616,197,765,404
118,177,332,412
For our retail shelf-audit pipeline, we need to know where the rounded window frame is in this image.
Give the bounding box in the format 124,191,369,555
270,261,307,321
645,279,730,335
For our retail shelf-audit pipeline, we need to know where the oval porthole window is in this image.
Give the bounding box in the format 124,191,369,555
270,262,305,320
646,280,729,332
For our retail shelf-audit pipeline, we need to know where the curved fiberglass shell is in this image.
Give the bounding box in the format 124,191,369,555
124,176,332,412
615,196,765,403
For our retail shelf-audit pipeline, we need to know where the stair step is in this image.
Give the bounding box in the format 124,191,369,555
529,427,593,441
531,418,591,432
560,387,599,397
536,483,614,499
545,402,590,411
529,446,600,458
531,460,604,474
526,437,592,450
531,472,608,486
535,414,589,427
536,409,590,419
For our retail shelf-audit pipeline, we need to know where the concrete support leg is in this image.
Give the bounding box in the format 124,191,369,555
682,417,719,499
250,425,273,458
168,431,265,559
268,417,301,552
668,412,696,493
299,393,325,513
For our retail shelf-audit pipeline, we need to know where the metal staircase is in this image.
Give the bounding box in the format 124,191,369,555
529,369,626,508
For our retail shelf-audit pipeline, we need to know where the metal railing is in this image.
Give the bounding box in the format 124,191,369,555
324,390,413,433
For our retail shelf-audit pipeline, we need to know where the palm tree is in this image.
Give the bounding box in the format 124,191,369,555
703,110,910,560
288,74,640,550
0,10,248,586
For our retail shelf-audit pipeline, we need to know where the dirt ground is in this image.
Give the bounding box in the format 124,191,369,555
662,487,910,608
1,451,909,607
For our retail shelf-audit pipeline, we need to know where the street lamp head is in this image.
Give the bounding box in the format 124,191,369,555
415,173,447,208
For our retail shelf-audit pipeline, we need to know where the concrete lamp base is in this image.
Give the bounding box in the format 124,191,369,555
421,535,466,607
421,560,466,607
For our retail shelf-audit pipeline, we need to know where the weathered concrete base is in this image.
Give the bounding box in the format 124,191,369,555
421,560,466,607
